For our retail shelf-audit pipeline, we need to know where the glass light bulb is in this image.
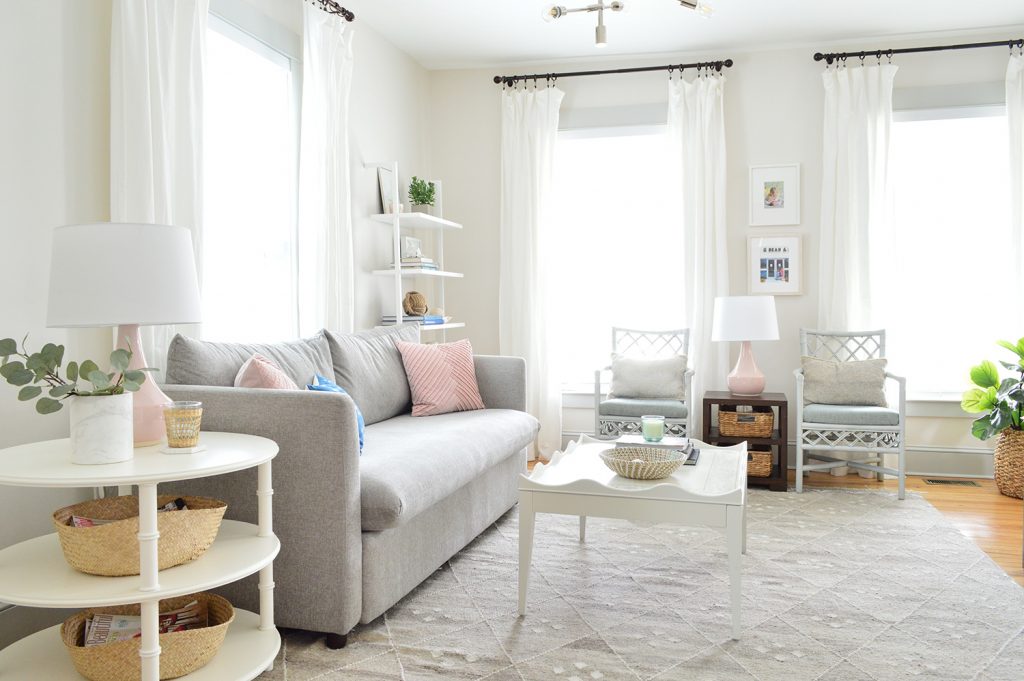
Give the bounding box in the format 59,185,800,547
696,1,713,17
543,5,565,22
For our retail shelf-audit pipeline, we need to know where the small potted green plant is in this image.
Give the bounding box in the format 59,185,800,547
1,337,149,464
408,176,436,214
961,337,1024,498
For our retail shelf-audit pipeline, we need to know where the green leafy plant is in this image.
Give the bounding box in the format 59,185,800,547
961,337,1024,440
407,176,435,206
0,336,149,415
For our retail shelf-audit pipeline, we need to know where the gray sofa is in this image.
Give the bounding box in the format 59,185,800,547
161,325,539,647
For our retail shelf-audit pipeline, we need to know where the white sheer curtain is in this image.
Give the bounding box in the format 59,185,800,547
667,73,729,435
818,64,898,330
499,86,564,460
1008,53,1024,299
297,3,356,336
110,0,207,373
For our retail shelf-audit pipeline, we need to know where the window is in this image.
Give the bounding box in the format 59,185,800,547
883,107,1018,397
549,127,684,389
202,16,300,343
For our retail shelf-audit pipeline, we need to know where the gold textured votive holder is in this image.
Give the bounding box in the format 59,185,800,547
164,401,203,448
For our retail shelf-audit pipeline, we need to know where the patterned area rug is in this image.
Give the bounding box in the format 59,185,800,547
258,489,1024,680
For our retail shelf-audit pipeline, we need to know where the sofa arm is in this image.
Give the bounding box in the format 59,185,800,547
162,385,362,636
473,355,527,412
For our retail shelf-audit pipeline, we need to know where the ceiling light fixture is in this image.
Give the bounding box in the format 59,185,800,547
543,2,624,47
545,1,712,47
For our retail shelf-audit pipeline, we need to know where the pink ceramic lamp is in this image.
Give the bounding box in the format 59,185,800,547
47,223,202,446
711,296,779,396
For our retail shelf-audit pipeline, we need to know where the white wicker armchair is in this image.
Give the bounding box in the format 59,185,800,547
593,328,693,439
795,329,907,499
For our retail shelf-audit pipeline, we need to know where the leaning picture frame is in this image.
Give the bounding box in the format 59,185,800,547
748,234,801,295
749,164,800,226
377,166,398,214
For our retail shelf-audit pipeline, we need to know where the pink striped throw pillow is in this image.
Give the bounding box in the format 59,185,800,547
396,339,486,416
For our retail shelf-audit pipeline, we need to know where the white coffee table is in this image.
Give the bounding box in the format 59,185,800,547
518,435,748,639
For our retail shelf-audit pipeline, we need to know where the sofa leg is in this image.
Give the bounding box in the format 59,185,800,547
325,633,348,650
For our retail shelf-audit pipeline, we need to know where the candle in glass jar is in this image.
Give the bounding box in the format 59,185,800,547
641,415,665,442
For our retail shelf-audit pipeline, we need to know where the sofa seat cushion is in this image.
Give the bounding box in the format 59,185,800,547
599,398,687,419
359,409,539,530
803,404,900,427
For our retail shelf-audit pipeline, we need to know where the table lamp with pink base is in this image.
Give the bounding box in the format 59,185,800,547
711,295,779,396
47,223,202,446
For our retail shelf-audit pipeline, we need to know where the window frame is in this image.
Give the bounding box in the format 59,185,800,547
888,102,1010,406
203,2,303,340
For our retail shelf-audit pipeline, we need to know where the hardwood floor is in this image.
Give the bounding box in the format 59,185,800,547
526,460,1024,585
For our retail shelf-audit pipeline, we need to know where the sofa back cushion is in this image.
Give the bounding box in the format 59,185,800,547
165,331,334,388
325,324,420,425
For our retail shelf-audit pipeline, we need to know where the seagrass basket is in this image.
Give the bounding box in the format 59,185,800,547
747,450,773,478
600,447,685,480
994,428,1024,499
719,406,774,438
61,593,234,681
53,495,226,576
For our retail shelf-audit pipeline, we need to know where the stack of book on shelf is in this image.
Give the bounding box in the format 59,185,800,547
391,257,438,270
381,315,446,326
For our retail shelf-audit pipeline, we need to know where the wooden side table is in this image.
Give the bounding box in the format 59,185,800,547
703,391,788,492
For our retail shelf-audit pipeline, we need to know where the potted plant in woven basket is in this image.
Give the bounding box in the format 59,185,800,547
0,337,149,465
961,337,1024,498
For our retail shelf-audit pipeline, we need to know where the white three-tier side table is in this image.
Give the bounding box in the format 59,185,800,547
0,432,281,681
519,435,748,639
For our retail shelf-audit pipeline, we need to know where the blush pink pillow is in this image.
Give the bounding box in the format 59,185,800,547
396,339,486,416
234,354,299,390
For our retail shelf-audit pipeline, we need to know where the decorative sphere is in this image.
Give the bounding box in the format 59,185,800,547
403,291,428,316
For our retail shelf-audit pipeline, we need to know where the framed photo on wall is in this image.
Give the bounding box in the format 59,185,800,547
749,164,800,226
749,235,801,295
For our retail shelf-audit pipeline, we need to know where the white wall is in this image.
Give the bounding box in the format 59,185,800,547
0,0,113,647
427,29,1024,476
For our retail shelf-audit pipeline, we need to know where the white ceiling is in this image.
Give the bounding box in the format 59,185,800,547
350,0,1024,70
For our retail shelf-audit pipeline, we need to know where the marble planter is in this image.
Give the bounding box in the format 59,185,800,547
69,392,134,465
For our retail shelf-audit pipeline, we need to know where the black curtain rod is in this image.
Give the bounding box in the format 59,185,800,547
814,37,1023,65
492,59,733,86
307,0,354,22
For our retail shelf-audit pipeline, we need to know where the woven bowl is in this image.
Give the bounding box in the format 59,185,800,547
53,495,227,576
61,592,234,681
600,447,685,480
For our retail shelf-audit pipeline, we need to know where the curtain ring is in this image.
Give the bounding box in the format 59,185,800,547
886,49,893,64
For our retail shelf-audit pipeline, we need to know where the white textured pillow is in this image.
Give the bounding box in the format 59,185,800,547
608,355,687,400
801,356,888,406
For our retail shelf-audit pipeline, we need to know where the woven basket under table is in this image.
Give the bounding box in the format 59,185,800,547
747,449,773,478
61,592,234,681
719,406,774,438
53,495,226,576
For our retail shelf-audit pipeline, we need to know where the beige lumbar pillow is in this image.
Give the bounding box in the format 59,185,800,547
609,355,688,400
801,356,888,406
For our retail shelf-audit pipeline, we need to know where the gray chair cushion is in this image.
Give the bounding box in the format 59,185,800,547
164,331,333,388
359,409,539,530
803,404,900,426
599,398,687,419
325,324,420,426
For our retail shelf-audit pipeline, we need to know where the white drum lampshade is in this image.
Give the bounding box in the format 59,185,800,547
47,223,202,445
711,296,779,396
